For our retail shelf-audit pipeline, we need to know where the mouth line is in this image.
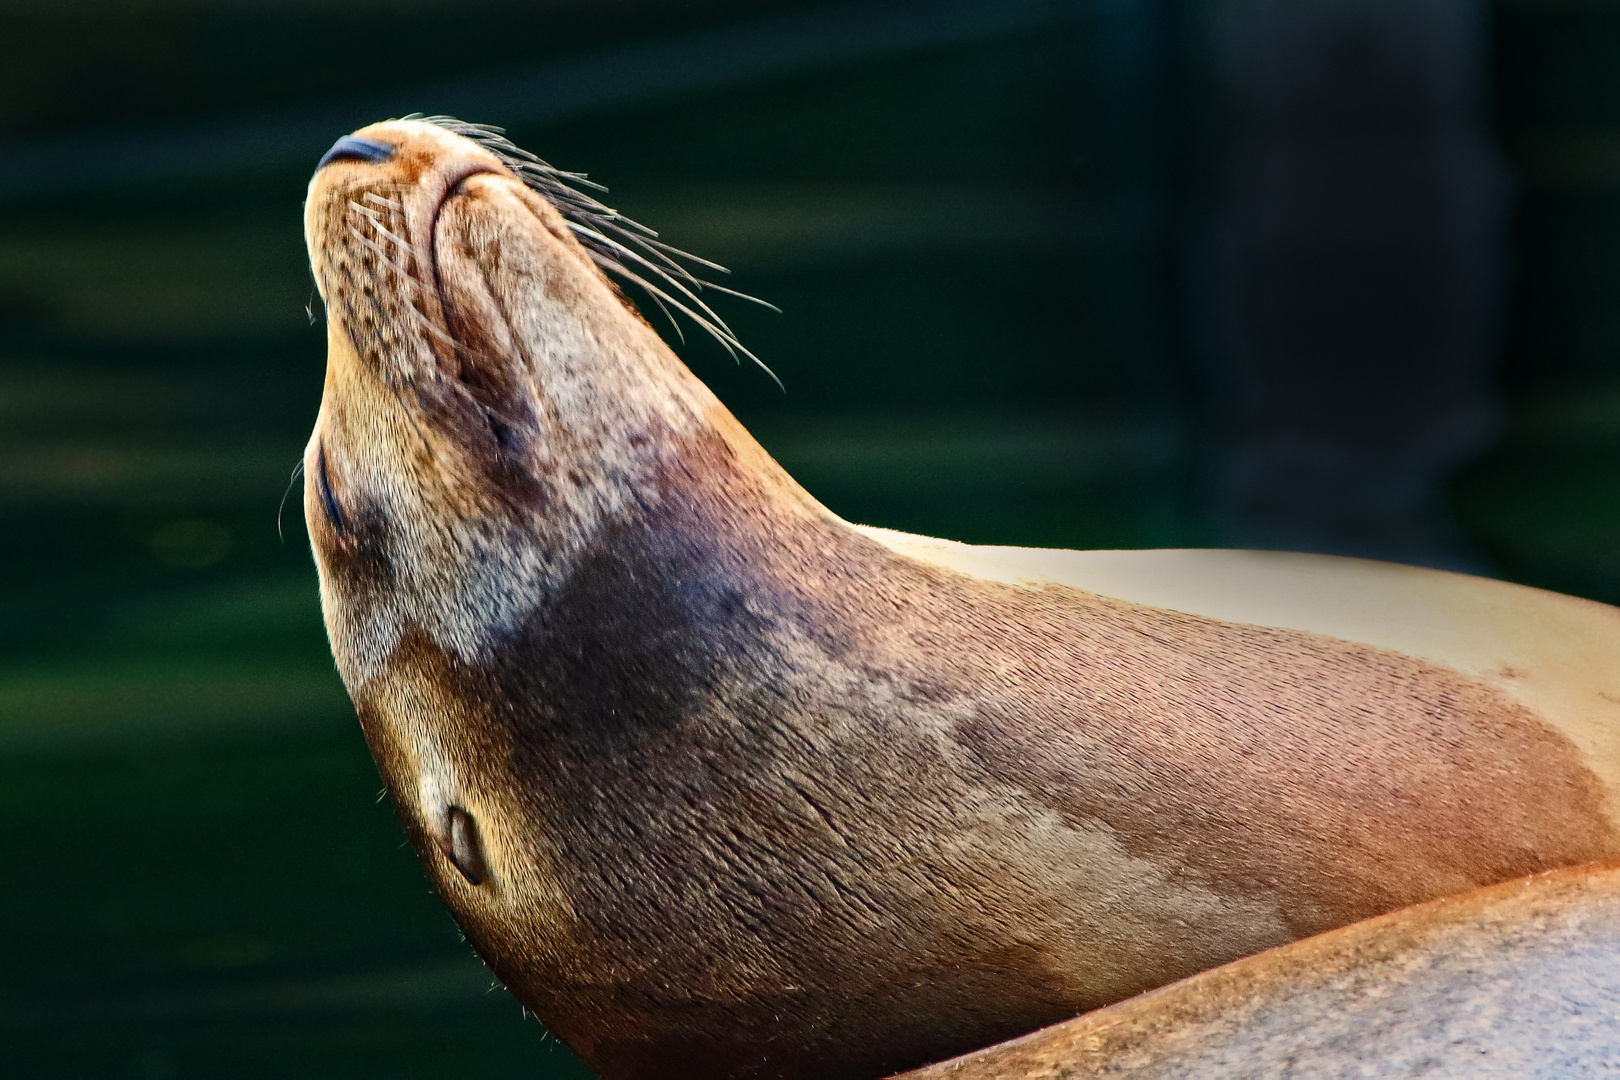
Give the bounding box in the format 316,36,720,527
419,168,539,448
428,165,500,247
424,165,503,367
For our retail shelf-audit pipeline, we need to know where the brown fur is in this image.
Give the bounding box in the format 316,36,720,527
303,120,1620,1080
895,863,1620,1078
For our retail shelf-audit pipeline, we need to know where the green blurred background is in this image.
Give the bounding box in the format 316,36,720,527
1,0,1618,1076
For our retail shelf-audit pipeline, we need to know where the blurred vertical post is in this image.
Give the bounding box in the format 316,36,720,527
1194,0,1507,568
1089,0,1202,548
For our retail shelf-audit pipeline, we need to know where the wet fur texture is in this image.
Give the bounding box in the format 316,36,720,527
304,121,1620,1080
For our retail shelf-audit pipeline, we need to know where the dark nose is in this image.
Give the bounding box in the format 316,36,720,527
317,135,395,170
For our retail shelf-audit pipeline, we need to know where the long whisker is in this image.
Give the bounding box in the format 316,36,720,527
635,235,731,274
373,221,413,256
568,225,741,330
685,279,783,313
563,225,785,360
277,459,306,543
403,113,781,385
641,289,686,343
399,298,458,349
346,225,420,292
345,221,457,353
349,206,413,257
599,260,781,388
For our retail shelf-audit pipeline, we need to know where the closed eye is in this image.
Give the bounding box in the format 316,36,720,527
314,442,348,536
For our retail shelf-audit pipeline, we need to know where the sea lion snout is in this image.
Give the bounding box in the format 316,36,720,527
304,119,516,386
304,117,638,442
304,118,748,688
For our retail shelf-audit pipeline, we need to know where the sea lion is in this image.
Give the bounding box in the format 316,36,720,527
301,116,1620,1080
894,862,1620,1079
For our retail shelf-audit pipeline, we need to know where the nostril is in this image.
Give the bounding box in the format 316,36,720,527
317,135,395,170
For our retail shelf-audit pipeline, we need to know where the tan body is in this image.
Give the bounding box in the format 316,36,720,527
302,119,1620,1080
896,862,1620,1079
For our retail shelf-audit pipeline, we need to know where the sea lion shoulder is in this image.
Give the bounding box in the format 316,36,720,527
855,524,1620,807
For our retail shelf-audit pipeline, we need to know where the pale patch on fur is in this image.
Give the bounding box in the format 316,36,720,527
352,662,464,838
998,808,1294,993
314,405,581,685
752,614,1293,998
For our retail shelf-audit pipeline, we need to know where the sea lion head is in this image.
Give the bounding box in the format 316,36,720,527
302,117,754,688
300,120,801,1049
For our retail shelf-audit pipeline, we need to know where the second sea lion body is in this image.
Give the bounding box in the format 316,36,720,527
896,862,1620,1079
302,119,1620,1079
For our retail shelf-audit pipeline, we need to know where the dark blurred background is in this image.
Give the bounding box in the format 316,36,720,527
2,0,1618,1075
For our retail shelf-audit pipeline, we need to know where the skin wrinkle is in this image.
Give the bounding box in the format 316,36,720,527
304,120,1620,1080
